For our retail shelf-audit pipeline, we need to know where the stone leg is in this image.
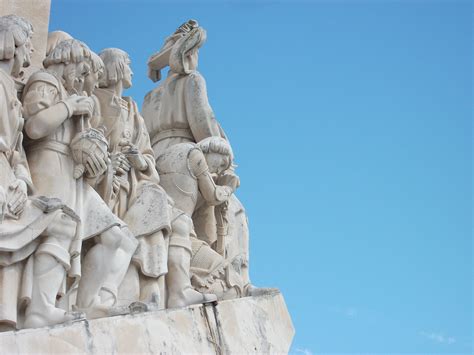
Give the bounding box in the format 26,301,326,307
116,263,140,307
0,263,22,331
76,226,137,318
166,215,216,309
24,212,81,328
139,273,163,306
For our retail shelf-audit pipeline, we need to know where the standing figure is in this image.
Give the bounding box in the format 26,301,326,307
22,39,137,319
143,20,262,297
93,48,171,308
156,138,237,306
0,15,81,330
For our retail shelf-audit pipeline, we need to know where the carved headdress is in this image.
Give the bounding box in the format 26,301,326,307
0,15,32,61
46,30,73,57
98,48,130,87
42,39,92,95
43,38,91,67
147,19,206,82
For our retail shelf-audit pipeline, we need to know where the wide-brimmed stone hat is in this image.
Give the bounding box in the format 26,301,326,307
147,19,205,82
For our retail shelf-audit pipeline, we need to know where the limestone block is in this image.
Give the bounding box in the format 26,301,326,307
0,291,294,354
216,291,295,353
0,321,89,354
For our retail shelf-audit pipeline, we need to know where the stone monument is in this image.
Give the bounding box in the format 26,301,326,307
0,2,294,353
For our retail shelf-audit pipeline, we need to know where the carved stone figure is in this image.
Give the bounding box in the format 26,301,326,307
0,15,80,330
155,138,238,306
143,20,261,297
93,48,171,308
22,39,137,319
143,20,224,154
0,6,287,341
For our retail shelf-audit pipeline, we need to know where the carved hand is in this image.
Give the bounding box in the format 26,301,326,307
85,154,108,178
66,95,95,117
217,172,240,192
119,141,147,171
111,152,131,176
7,179,27,217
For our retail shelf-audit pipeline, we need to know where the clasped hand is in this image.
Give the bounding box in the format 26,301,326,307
216,171,240,192
6,179,27,217
118,140,147,171
65,95,95,117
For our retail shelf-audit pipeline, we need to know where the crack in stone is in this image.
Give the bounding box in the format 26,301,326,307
201,303,222,355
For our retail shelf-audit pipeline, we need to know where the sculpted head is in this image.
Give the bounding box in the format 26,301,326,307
169,25,205,74
84,51,104,95
43,38,92,93
46,30,73,57
147,19,205,81
197,137,233,174
99,48,133,89
0,15,34,78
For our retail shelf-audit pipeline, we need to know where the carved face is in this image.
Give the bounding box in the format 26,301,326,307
205,152,229,175
84,69,100,95
122,60,133,89
187,49,199,71
11,38,33,78
72,62,90,94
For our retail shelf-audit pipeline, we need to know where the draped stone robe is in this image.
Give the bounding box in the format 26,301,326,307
21,71,131,283
94,88,171,279
0,69,66,328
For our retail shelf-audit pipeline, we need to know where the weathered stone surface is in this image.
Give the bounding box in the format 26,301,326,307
0,0,51,81
0,291,294,354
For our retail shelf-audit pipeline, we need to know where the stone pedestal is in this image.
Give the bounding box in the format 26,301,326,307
0,291,294,354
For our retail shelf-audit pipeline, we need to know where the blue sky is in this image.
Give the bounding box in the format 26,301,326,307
50,0,472,353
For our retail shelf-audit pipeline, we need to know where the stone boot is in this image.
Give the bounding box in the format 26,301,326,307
166,241,216,309
24,254,82,328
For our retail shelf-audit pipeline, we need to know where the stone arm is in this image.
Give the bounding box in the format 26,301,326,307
11,135,34,193
136,109,159,173
189,148,233,205
131,113,161,183
23,81,71,140
185,72,223,142
0,81,34,192
123,102,161,182
88,95,102,130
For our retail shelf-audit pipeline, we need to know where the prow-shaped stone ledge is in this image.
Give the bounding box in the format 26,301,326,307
0,291,294,354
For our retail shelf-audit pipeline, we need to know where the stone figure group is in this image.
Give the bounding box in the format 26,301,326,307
0,16,267,331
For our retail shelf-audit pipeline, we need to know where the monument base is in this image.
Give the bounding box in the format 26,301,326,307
0,291,294,354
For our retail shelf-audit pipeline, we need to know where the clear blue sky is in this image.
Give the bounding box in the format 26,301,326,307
50,1,472,353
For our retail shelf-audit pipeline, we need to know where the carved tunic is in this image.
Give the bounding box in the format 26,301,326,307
156,142,232,217
94,88,170,278
142,71,225,157
0,70,31,192
22,71,126,247
0,69,65,327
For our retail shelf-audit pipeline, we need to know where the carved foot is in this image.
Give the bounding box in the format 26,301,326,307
23,308,84,329
168,288,217,309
